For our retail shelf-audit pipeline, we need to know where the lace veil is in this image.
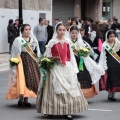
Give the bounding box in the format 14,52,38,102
99,29,120,70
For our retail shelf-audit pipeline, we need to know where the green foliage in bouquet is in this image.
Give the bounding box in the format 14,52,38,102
38,55,60,88
38,55,60,71
78,47,90,57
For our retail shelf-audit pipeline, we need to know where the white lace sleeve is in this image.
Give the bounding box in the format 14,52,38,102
10,37,22,58
68,41,79,73
7,37,22,92
98,44,108,71
44,39,55,57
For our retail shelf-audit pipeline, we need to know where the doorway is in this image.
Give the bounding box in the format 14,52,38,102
81,0,87,20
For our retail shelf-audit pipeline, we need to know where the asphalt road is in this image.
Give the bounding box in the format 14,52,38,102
0,71,120,120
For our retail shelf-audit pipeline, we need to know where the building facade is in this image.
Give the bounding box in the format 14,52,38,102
0,0,120,53
52,0,120,23
0,0,52,53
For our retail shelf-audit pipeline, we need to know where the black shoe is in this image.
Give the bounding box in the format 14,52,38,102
23,102,31,107
108,97,116,101
18,101,23,107
65,115,73,120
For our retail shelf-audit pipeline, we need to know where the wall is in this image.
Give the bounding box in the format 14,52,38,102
0,0,51,10
113,0,120,22
0,8,52,53
74,0,81,19
52,0,74,24
98,0,103,20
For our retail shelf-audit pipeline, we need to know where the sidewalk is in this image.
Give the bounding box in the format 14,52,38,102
0,53,10,72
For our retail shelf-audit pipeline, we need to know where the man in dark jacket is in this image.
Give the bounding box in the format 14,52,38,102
45,20,53,45
7,19,18,54
14,19,20,37
111,17,120,31
84,17,93,38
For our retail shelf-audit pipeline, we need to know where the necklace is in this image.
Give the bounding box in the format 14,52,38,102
109,41,115,48
23,37,31,43
72,38,77,43
71,39,80,51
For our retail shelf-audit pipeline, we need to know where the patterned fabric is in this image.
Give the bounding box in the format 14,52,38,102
99,51,120,92
36,72,88,115
106,50,120,88
75,55,92,89
21,52,40,94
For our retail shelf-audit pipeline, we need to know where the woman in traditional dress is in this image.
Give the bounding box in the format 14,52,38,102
89,23,103,62
99,30,120,101
36,22,88,120
68,26,104,98
70,19,81,29
6,24,40,107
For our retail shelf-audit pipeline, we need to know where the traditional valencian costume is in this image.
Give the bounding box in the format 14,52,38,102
68,26,105,98
36,22,88,116
6,32,40,99
99,30,120,100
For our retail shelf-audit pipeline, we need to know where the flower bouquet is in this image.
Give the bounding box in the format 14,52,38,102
9,58,20,66
78,46,90,57
38,55,60,87
38,55,60,71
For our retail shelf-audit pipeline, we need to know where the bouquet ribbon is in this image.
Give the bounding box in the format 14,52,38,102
79,58,84,71
40,68,47,87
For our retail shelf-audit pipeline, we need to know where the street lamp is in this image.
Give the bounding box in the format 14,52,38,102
18,0,23,28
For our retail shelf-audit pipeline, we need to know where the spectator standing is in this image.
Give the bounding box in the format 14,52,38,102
14,19,19,36
65,20,71,31
53,18,59,31
7,19,17,54
111,17,120,37
80,28,92,46
84,17,93,38
33,18,48,54
111,17,120,31
45,20,53,45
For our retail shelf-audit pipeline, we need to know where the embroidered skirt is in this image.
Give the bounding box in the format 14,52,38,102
99,51,120,92
75,56,98,98
6,53,40,99
21,52,40,94
36,72,88,115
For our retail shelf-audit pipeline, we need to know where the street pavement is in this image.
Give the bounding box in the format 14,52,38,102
0,54,120,120
0,53,10,72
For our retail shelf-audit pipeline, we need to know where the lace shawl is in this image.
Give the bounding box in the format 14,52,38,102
44,38,81,97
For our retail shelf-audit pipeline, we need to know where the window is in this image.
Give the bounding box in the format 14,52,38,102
102,0,113,20
39,13,46,19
